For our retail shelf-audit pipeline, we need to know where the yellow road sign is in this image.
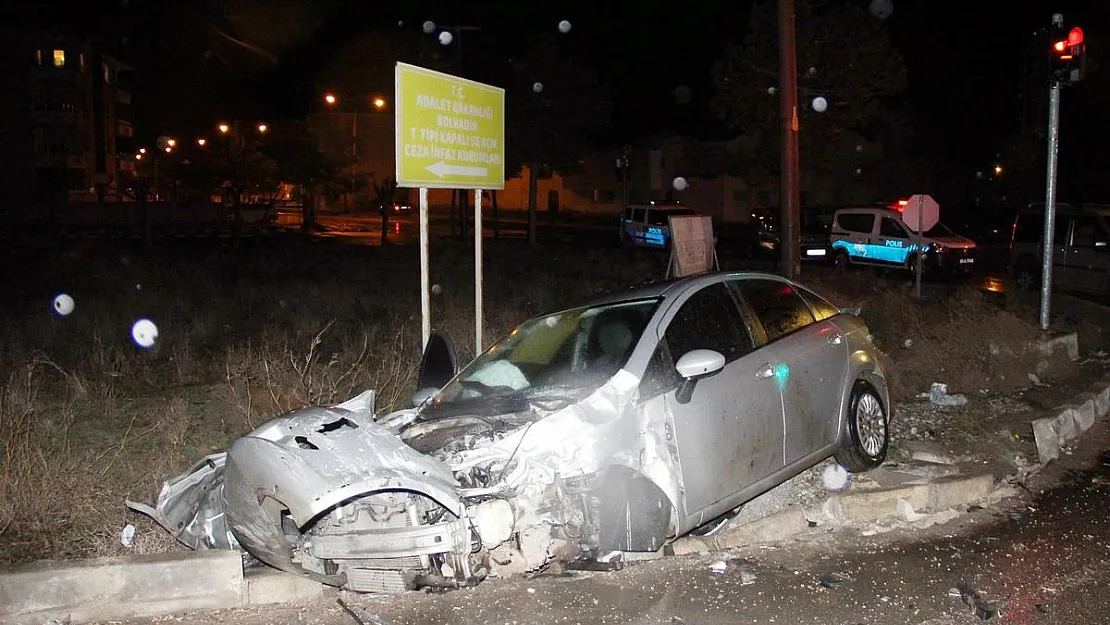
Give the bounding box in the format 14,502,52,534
395,63,505,189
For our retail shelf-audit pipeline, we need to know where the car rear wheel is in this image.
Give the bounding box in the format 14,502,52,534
833,250,851,271
834,380,888,472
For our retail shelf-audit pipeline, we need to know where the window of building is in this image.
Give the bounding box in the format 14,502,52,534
53,50,65,68
78,53,86,73
35,50,43,66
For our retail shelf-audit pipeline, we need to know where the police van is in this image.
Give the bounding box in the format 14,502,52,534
830,206,977,275
618,202,697,249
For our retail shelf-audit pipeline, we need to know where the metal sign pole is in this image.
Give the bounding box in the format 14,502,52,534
1039,81,1062,331
419,187,431,350
914,196,924,299
474,188,484,356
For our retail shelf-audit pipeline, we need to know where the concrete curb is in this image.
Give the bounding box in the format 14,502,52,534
0,551,329,625
670,474,997,556
1032,375,1110,465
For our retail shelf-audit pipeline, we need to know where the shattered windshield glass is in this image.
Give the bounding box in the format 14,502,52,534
421,298,659,418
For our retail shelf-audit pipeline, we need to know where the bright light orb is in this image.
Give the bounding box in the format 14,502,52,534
558,20,572,34
532,82,544,93
438,31,453,45
131,318,159,349
812,96,828,113
672,177,688,191
53,293,75,316
822,464,850,491
422,20,436,34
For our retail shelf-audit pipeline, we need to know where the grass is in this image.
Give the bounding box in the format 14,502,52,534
0,236,1054,564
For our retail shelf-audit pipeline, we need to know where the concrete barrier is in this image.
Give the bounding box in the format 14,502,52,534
0,550,244,625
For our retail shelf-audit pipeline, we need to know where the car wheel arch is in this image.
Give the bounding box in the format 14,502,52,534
592,466,677,553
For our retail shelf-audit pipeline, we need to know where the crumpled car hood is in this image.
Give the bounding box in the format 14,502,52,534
128,390,460,554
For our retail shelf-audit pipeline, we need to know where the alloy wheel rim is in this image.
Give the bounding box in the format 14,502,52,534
856,392,886,458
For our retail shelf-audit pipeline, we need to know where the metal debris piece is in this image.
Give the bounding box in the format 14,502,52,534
819,572,853,589
956,581,1000,621
337,597,387,625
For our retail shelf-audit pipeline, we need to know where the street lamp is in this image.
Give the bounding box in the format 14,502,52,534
196,137,207,146
257,123,268,134
139,148,147,154
324,92,337,105
135,153,143,160
218,123,230,134
372,96,386,109
166,138,177,148
994,164,1003,176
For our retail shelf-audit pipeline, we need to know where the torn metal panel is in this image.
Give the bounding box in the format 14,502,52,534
125,453,238,551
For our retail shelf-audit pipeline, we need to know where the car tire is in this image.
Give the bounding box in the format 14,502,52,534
834,380,888,473
833,250,851,272
1013,257,1039,290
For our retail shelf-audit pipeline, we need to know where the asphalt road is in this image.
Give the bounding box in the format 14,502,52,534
106,422,1110,625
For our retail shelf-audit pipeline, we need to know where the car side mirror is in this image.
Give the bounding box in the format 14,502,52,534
674,349,725,404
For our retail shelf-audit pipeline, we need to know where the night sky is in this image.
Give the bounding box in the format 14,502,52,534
20,0,1110,187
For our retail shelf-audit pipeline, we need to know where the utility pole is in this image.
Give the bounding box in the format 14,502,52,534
777,0,801,279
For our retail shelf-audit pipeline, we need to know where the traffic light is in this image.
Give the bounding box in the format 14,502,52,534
1050,20,1086,84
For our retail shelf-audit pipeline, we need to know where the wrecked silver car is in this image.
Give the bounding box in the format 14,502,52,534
129,271,891,593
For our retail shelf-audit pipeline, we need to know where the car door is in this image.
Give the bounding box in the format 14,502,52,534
832,212,877,263
735,279,849,465
1064,215,1110,292
875,216,913,266
646,281,784,518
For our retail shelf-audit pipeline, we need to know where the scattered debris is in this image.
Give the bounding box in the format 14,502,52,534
920,382,968,407
337,598,387,625
819,572,853,589
120,523,136,547
896,499,924,522
1027,373,1046,387
955,581,1000,621
709,561,728,574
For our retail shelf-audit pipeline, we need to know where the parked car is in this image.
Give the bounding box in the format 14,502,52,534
131,272,891,594
392,200,413,213
618,202,697,249
750,207,836,261
1010,202,1110,293
830,206,977,275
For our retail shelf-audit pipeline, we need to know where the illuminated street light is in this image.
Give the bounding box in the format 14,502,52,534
372,96,386,109
324,93,337,105
218,123,230,134
165,146,172,153
994,164,1003,175
257,123,268,133
135,153,143,160
196,137,207,146
166,138,177,147
138,147,147,154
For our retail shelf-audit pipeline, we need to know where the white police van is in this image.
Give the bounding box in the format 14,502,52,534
830,206,977,275
618,202,697,249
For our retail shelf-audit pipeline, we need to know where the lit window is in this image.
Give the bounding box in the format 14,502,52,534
79,53,85,73
34,50,42,66
53,50,65,68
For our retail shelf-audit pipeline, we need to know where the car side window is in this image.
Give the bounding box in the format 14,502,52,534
797,287,840,321
664,283,754,365
639,341,677,398
1070,216,1107,248
880,217,906,238
738,280,817,341
836,213,875,234
632,208,646,222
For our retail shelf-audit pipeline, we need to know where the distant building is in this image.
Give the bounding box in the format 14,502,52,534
0,30,133,215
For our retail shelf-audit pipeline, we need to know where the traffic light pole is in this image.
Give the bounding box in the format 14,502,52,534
1039,80,1061,331
778,0,801,280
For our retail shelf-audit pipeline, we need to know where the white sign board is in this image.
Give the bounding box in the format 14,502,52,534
903,194,939,233
668,215,717,278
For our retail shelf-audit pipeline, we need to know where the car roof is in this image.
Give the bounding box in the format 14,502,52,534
834,206,899,217
578,271,797,308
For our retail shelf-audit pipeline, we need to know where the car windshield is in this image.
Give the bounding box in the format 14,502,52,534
924,221,957,238
421,298,660,419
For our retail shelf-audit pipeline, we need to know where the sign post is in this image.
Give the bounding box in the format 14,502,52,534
903,194,939,300
395,63,505,354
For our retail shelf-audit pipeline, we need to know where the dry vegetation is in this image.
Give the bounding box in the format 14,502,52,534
0,237,1059,564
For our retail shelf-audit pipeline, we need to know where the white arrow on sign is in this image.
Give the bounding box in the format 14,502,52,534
425,161,488,178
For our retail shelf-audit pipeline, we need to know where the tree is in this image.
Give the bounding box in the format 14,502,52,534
711,0,907,196
370,177,399,245
259,122,341,231
504,36,612,245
